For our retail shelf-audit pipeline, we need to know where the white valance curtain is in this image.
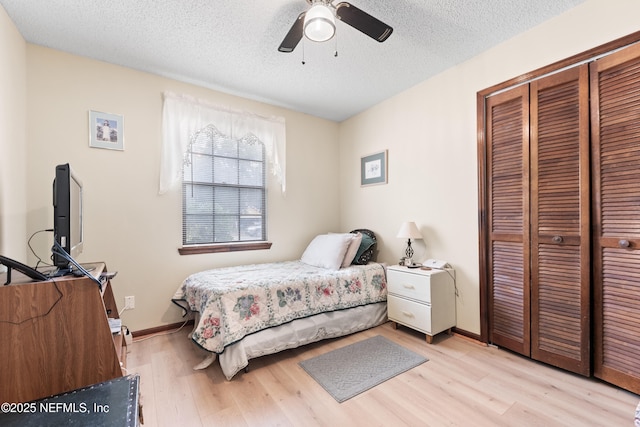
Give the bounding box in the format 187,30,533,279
160,91,286,194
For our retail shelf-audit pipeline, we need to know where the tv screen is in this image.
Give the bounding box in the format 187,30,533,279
53,163,83,269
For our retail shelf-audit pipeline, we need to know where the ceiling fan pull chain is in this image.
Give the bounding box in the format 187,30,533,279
334,29,338,57
302,38,306,65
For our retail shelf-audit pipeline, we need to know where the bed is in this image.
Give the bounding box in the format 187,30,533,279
172,229,388,380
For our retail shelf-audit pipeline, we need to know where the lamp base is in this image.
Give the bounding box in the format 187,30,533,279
404,239,414,259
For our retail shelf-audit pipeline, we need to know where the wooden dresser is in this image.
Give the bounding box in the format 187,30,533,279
0,263,125,403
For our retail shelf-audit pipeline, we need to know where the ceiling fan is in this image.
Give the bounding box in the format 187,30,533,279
278,0,393,53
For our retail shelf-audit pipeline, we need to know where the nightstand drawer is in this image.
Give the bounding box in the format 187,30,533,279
388,295,431,333
387,268,431,303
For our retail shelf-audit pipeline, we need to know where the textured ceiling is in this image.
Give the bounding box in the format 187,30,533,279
1,0,585,122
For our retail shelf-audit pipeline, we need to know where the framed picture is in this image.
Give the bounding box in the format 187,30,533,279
89,110,124,150
360,150,388,186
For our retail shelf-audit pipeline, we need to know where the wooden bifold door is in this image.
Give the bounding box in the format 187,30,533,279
485,65,590,376
480,39,640,393
590,42,640,393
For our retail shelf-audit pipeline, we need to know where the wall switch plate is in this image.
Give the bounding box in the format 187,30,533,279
124,295,135,310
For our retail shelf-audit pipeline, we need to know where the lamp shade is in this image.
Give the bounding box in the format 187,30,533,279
396,222,423,239
303,3,336,42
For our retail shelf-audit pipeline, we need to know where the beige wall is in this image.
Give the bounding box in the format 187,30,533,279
0,6,27,259
339,0,640,335
24,46,340,331
5,0,640,335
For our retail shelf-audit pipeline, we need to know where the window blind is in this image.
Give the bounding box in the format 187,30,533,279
182,125,266,245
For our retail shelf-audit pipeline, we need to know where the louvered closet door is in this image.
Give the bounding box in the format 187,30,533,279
486,85,531,356
591,43,640,394
530,65,591,375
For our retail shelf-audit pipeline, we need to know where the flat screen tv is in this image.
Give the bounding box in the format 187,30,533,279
53,163,83,270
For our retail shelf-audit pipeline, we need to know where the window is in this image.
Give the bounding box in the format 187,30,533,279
160,92,285,255
182,125,267,249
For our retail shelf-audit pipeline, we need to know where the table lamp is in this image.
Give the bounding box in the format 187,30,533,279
397,221,423,263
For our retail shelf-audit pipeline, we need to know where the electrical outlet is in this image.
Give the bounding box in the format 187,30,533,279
124,295,135,310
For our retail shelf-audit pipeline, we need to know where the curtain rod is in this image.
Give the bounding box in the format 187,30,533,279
163,91,285,124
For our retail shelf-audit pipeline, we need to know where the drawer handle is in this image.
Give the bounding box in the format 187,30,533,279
402,284,416,290
619,239,631,248
402,311,415,318
552,235,563,244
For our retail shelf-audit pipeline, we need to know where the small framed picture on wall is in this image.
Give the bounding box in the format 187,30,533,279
89,110,124,150
361,150,388,186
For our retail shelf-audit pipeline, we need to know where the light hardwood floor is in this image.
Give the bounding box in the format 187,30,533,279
126,322,639,426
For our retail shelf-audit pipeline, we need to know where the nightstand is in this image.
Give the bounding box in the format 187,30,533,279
387,265,456,343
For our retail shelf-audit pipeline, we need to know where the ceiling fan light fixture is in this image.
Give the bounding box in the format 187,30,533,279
303,3,336,42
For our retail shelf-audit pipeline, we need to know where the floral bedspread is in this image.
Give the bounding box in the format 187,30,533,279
173,261,387,353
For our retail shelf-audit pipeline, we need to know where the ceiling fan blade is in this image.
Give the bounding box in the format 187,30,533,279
335,2,393,42
278,12,305,53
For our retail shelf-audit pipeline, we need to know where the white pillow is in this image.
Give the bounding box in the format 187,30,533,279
300,233,354,270
341,232,362,268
